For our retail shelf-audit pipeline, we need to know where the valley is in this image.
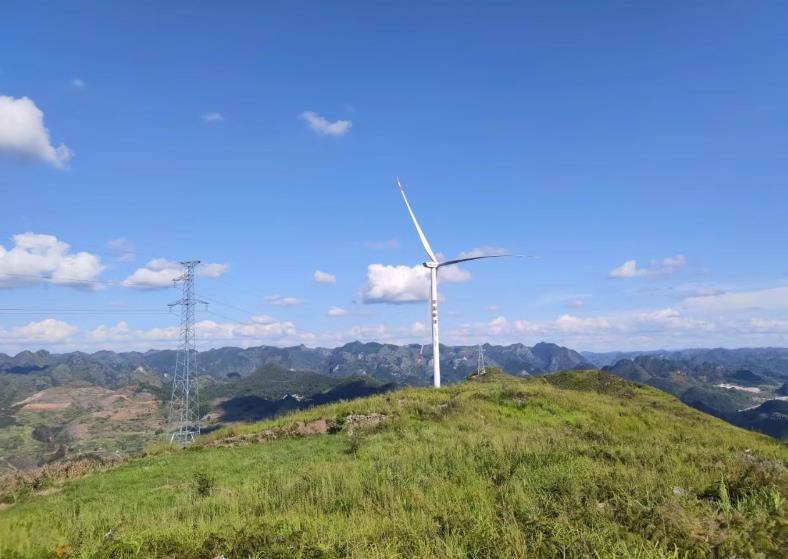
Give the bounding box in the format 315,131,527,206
2,342,788,474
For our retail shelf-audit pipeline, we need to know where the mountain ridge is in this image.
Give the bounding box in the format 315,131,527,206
1,369,785,558
0,341,593,387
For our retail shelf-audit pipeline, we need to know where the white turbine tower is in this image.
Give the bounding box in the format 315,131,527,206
397,178,518,388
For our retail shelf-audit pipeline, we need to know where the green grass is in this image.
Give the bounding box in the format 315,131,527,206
0,370,786,558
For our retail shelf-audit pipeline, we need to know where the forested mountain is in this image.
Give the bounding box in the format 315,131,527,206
584,347,788,371
3,341,788,475
0,341,591,391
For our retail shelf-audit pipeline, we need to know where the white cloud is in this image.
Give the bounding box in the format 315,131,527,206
250,314,276,324
195,319,296,341
198,262,229,278
748,317,788,332
11,294,788,352
682,285,788,312
122,259,228,289
534,291,587,309
608,255,686,279
264,294,304,307
299,111,352,136
122,259,180,289
106,238,136,262
70,78,85,89
635,307,715,332
1,319,77,343
458,246,509,258
555,314,612,333
87,321,135,343
314,270,336,283
202,112,223,123
443,303,731,350
87,318,296,348
327,306,348,317
0,233,104,289
359,263,471,304
363,239,400,250
689,287,726,298
0,95,72,168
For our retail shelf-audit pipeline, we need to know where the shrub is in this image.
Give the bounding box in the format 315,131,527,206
192,468,214,497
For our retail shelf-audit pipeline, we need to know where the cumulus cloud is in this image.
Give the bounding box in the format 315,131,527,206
11,297,788,352
122,259,228,289
264,295,304,307
682,285,788,312
299,111,352,136
202,112,223,123
608,255,685,279
122,259,180,289
327,306,348,317
194,318,296,341
359,263,471,304
554,314,612,333
0,95,72,168
0,318,77,343
87,321,138,343
0,233,104,289
444,304,729,350
87,318,296,348
313,270,336,283
198,262,229,278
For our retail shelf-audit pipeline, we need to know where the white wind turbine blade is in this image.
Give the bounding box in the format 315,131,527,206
397,178,437,263
437,254,531,268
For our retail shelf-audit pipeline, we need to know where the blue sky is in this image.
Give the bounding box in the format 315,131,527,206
1,1,787,353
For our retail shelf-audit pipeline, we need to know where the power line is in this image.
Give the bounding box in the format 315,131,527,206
195,293,256,318
203,309,254,325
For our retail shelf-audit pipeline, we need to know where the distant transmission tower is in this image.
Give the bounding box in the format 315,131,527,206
476,344,486,376
167,261,206,444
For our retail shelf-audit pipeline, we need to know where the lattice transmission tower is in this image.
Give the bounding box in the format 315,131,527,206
167,261,206,444
476,344,486,376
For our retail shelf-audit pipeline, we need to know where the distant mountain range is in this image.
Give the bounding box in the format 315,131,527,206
3,341,788,472
0,341,592,470
0,341,592,394
584,346,788,371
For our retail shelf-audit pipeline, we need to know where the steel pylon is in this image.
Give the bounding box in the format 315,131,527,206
166,261,206,444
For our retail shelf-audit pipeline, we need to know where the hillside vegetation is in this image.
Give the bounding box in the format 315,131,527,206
604,356,788,438
0,364,393,472
0,370,786,558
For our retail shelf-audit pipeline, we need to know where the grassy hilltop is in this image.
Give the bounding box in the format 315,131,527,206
0,370,786,558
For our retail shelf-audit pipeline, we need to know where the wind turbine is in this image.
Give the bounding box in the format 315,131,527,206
397,178,518,388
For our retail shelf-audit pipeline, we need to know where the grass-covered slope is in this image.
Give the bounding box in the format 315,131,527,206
0,370,786,558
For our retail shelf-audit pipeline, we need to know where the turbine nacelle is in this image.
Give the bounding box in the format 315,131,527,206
423,261,438,269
